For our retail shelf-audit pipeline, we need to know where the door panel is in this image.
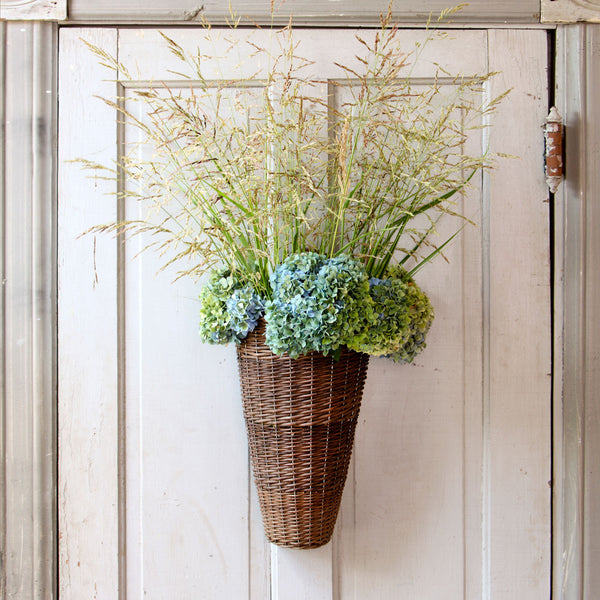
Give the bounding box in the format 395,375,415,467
59,27,550,599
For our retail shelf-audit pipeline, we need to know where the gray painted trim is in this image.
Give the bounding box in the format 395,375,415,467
0,20,6,600
65,0,541,25
554,23,600,600
0,21,57,600
579,24,600,600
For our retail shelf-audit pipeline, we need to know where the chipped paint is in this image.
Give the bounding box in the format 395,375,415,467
544,106,564,193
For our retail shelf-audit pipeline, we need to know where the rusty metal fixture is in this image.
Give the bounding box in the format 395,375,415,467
544,106,564,193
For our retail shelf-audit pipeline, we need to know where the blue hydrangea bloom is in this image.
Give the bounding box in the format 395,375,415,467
264,253,375,357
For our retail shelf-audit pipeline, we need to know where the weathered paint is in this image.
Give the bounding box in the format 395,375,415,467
545,107,564,193
542,0,600,23
2,4,600,597
65,0,541,24
59,27,551,599
0,0,67,20
553,23,600,600
0,20,57,600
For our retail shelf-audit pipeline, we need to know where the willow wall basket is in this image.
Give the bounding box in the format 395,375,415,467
237,319,370,548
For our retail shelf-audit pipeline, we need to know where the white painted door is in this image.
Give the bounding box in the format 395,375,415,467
58,28,550,599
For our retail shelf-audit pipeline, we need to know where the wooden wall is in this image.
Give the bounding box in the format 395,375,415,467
2,2,600,597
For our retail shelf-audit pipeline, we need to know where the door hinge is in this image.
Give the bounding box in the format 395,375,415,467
544,107,564,194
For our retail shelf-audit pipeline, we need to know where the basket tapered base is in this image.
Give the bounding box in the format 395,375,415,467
237,320,369,548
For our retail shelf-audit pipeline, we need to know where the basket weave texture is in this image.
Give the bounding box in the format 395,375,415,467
237,319,370,548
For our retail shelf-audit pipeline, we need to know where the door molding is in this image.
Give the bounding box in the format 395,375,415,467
64,0,541,25
0,20,58,600
553,23,600,600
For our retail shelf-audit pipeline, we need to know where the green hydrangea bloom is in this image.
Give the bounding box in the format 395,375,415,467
198,268,264,344
386,268,434,363
348,266,434,363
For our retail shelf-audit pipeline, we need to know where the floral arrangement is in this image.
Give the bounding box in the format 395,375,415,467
199,252,433,362
83,8,505,363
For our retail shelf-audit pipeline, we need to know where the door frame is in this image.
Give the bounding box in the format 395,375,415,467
1,7,599,598
552,24,600,599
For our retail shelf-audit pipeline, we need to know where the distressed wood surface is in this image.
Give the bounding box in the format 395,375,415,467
59,26,551,599
120,122,252,597
486,29,551,599
0,0,66,20
336,30,550,600
553,23,600,600
582,27,600,599
58,28,119,600
1,20,57,600
542,0,600,23
66,0,541,24
581,24,600,599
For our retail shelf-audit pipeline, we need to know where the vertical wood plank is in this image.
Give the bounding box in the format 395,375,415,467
250,485,272,600
553,24,584,600
487,29,551,599
582,24,600,598
120,202,252,598
2,20,57,600
1,25,5,600
557,22,600,600
553,25,600,600
272,544,333,600
58,28,119,600
462,131,485,600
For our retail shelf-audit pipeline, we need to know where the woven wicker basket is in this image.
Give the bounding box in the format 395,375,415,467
237,319,370,548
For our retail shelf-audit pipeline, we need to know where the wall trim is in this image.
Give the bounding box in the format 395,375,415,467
553,23,600,600
64,0,541,25
0,20,57,600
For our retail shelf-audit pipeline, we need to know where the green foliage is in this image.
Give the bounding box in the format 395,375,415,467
390,274,435,363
